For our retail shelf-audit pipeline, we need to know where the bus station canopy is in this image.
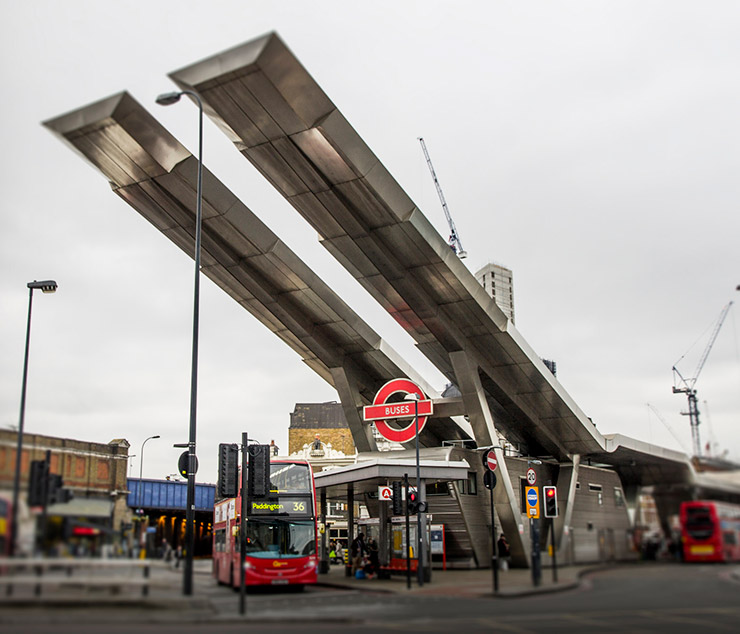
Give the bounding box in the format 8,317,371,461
314,451,470,500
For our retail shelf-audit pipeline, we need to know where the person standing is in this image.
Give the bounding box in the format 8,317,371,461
336,541,344,566
367,537,379,576
350,533,366,575
497,534,510,570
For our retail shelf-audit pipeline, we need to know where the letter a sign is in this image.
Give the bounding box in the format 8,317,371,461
363,378,433,443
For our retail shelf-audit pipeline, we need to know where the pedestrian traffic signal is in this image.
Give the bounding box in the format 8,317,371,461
544,485,558,518
407,491,427,515
217,443,239,498
391,480,403,515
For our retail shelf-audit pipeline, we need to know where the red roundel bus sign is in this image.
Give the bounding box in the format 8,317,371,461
363,378,433,443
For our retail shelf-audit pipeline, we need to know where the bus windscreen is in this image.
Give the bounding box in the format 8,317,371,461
246,518,316,559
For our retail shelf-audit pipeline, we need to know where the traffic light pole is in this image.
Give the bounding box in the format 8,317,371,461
551,520,558,583
37,451,51,556
239,432,248,615
404,473,411,590
530,517,542,587
414,398,424,588
490,482,499,593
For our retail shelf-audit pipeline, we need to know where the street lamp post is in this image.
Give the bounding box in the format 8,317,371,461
137,436,160,509
137,435,160,556
404,393,424,587
156,89,203,596
9,280,57,557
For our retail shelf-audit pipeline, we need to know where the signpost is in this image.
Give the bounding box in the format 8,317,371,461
362,378,433,443
364,378,433,588
525,485,541,587
525,486,540,518
526,468,537,486
378,486,392,501
482,447,501,593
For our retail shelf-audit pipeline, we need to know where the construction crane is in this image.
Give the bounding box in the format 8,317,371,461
646,403,690,454
418,137,467,259
672,301,733,457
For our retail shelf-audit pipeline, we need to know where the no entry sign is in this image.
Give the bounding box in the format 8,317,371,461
363,378,433,443
484,449,498,472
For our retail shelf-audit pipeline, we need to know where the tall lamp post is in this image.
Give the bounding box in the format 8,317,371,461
137,436,160,509
137,435,160,556
404,393,424,587
156,89,203,596
9,280,57,557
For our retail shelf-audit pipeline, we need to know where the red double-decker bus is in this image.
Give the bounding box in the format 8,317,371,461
680,500,740,563
213,459,318,588
0,496,11,556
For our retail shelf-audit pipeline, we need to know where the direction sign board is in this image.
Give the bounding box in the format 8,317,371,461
485,449,498,472
362,378,433,443
525,485,540,518
526,468,537,485
378,486,392,501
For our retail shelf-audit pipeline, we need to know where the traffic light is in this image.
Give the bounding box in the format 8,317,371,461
544,485,558,518
47,474,73,504
407,491,427,515
391,481,403,515
247,444,271,498
218,443,239,498
178,451,189,478
28,460,47,506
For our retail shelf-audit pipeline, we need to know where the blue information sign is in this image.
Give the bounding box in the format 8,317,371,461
525,486,540,518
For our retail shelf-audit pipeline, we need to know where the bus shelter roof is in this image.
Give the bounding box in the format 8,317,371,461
313,453,470,499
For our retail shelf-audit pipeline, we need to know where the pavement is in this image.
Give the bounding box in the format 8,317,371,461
0,560,740,634
317,560,595,597
0,557,600,626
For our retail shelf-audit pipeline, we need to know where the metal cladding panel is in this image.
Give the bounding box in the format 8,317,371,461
44,92,188,185
169,33,617,457
47,90,471,449
44,94,393,392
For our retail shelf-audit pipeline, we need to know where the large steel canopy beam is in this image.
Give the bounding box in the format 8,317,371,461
43,91,471,451
168,33,606,460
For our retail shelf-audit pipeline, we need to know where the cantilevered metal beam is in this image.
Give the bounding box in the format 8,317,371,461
168,33,605,460
43,91,472,450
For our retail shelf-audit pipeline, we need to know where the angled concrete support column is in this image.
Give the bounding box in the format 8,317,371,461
329,363,377,453
555,454,580,562
623,484,641,528
319,487,328,573
346,483,354,577
450,351,530,567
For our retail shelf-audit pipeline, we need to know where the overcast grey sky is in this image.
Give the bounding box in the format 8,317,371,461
1,1,738,481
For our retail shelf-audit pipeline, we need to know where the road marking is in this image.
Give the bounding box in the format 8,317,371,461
634,609,739,631
472,617,537,633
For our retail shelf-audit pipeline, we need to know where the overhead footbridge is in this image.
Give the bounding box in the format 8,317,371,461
42,91,472,452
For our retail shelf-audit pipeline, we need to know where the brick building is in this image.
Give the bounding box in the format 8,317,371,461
288,402,356,456
0,429,130,555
